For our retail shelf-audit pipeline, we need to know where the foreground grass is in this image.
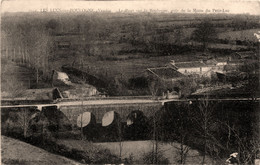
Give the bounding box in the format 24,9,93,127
1,136,82,165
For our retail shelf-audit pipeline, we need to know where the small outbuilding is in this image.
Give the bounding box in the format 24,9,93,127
147,66,185,82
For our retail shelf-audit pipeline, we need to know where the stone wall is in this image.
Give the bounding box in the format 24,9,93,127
59,102,163,126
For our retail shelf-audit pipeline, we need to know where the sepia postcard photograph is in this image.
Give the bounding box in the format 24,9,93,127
1,0,260,164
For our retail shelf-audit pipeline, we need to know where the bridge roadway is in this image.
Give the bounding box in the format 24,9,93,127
1,97,258,109
0,99,171,109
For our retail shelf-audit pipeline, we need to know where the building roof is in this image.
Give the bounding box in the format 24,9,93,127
147,67,184,80
196,53,214,60
216,58,228,63
235,51,257,59
227,60,244,65
203,59,218,65
191,84,233,95
189,85,259,99
173,61,207,68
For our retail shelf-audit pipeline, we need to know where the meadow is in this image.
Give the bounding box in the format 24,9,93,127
217,28,260,42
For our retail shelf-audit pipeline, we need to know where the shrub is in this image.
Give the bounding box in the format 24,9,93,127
128,76,149,89
142,151,169,164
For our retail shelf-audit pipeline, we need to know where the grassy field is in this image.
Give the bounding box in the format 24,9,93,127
54,52,204,81
1,136,82,165
1,59,35,97
1,58,53,97
217,28,260,42
50,28,256,84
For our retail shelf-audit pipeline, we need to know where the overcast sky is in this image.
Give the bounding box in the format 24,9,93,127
1,0,260,15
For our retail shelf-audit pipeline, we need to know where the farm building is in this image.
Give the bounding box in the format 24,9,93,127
146,66,185,82
216,59,228,66
60,86,99,99
52,70,72,85
196,53,214,60
146,66,183,99
189,84,258,99
170,60,216,77
230,51,257,60
203,58,218,65
51,69,101,99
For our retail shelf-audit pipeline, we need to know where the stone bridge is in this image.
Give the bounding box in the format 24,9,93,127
1,99,168,132
2,98,258,135
59,102,163,127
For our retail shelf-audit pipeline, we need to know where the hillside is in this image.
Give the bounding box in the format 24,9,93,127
1,136,82,165
2,12,259,96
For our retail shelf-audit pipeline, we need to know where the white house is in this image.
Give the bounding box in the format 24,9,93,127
170,60,215,76
170,58,232,77
216,61,228,66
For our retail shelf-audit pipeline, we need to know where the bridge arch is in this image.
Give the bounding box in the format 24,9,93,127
125,110,151,140
58,102,163,141
100,111,122,141
76,111,97,140
102,111,121,127
77,112,96,128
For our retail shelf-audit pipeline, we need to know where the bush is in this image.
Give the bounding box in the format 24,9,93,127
142,151,169,164
106,77,127,96
128,76,149,89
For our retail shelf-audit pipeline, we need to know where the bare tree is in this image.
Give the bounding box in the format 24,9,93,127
148,81,159,99
174,103,192,164
117,108,123,162
221,119,259,164
192,95,221,164
16,108,37,138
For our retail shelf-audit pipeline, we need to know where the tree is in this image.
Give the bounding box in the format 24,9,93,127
192,96,223,164
2,16,55,86
192,20,217,51
175,104,192,164
117,108,123,162
155,103,192,164
147,77,164,99
221,121,259,164
173,28,183,46
46,19,60,34
175,77,199,98
129,22,145,46
167,102,192,164
219,99,260,164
